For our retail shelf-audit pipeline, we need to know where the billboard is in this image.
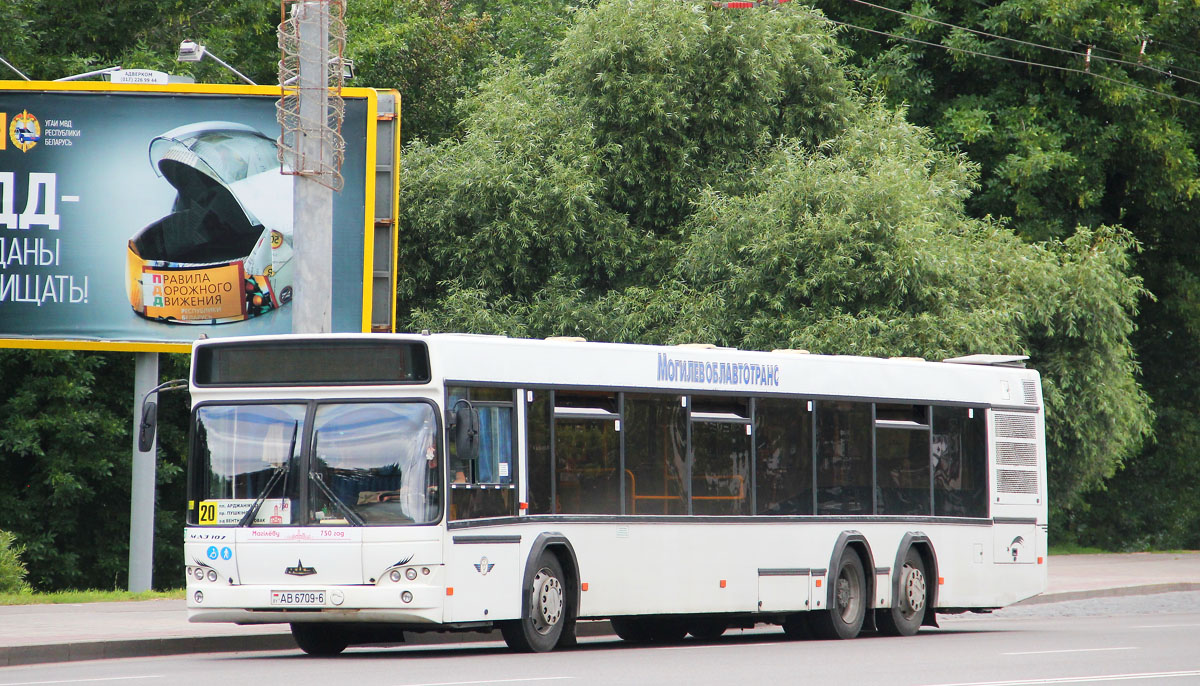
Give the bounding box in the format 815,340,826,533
0,82,399,352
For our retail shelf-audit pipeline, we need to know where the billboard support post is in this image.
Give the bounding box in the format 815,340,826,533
128,351,158,592
291,1,334,334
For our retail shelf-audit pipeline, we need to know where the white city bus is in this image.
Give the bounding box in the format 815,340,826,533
175,333,1047,655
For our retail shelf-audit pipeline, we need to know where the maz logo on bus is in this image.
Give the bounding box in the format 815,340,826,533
285,560,317,577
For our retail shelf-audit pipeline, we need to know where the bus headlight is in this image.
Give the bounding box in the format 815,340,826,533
405,567,418,581
401,591,413,603
207,569,219,582
389,569,402,583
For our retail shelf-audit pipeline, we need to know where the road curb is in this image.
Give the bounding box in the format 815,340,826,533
1013,582,1200,606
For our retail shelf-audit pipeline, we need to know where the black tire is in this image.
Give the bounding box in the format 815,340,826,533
290,623,348,656
877,547,927,637
610,616,688,644
611,616,655,643
810,549,867,640
501,553,568,653
781,613,811,639
688,617,727,641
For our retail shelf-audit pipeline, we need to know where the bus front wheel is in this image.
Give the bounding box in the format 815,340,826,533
502,553,567,652
291,623,348,656
810,550,867,640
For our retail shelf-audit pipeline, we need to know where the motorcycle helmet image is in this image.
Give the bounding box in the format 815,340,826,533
125,121,294,324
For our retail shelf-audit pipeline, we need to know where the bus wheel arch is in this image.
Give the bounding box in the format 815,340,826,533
811,531,874,640
883,532,939,632
501,533,580,652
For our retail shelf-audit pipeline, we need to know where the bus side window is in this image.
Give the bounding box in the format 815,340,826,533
553,390,620,515
624,393,687,515
933,406,988,518
447,386,518,520
755,397,813,515
816,401,872,515
527,390,553,514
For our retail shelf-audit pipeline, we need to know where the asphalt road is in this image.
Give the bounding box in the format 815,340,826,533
2,592,1200,686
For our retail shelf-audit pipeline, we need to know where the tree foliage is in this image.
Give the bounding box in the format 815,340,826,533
0,530,31,594
807,0,1200,544
400,0,1151,518
0,351,189,591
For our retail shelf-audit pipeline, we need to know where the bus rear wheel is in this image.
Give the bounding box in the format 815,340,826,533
810,550,867,640
501,553,567,652
877,547,927,637
291,623,348,656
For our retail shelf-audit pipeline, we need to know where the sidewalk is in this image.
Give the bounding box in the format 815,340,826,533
2,552,1198,667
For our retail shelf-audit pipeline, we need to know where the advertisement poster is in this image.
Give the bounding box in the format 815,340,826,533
0,83,380,350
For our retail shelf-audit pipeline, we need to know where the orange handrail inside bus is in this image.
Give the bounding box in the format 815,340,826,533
623,470,746,514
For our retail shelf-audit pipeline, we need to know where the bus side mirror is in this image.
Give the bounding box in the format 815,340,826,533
453,404,480,463
138,401,158,453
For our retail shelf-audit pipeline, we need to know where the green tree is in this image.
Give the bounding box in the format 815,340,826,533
0,0,279,83
399,0,1151,519
807,0,1200,545
0,350,189,591
348,0,495,144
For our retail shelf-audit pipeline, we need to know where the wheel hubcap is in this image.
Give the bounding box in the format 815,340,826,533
835,568,861,621
902,563,926,616
531,567,563,635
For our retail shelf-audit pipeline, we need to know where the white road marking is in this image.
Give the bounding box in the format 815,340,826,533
1003,647,1138,656
0,677,162,686
394,678,573,686
1130,623,1200,629
923,669,1200,686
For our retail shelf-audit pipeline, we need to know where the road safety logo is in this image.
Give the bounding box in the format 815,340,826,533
8,110,40,153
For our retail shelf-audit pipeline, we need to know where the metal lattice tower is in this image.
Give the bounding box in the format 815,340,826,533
277,0,347,191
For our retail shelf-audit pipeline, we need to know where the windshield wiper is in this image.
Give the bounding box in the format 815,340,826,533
310,472,365,526
239,421,298,527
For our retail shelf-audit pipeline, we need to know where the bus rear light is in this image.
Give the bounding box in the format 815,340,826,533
1038,557,1044,564
939,577,945,585
815,579,822,588
581,582,589,592
719,579,727,588
446,587,454,596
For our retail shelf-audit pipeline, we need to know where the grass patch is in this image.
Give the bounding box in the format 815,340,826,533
0,589,185,606
1049,543,1112,555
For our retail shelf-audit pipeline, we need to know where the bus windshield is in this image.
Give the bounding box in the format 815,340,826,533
190,401,441,526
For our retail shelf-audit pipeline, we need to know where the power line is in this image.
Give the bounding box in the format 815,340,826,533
835,0,1200,88
821,16,1200,108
